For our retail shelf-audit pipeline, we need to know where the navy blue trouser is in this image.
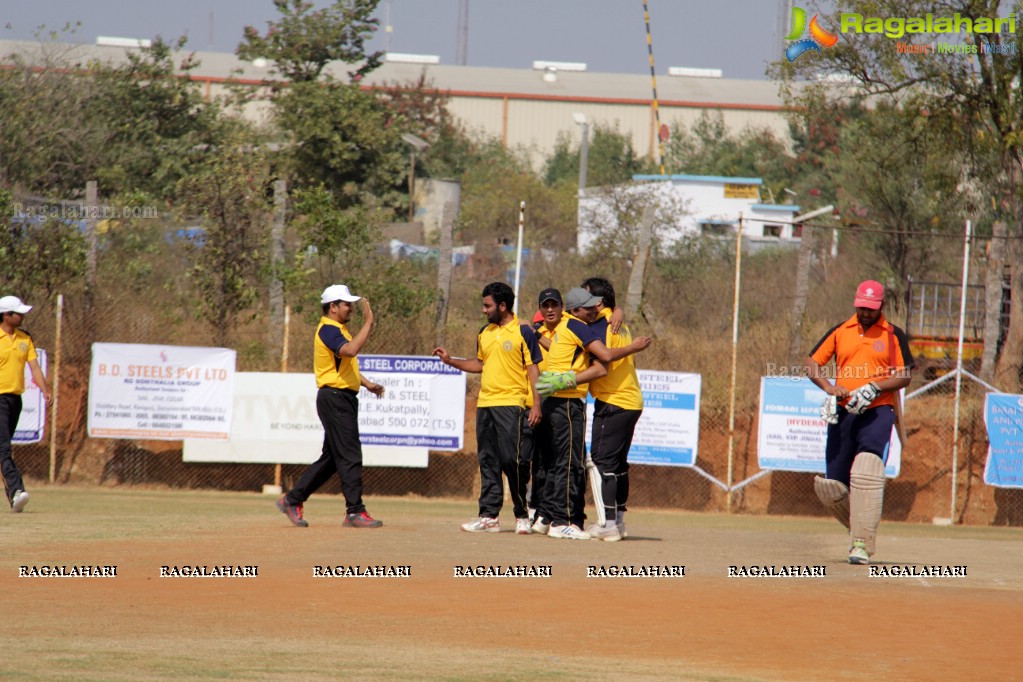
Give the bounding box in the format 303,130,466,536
825,405,894,486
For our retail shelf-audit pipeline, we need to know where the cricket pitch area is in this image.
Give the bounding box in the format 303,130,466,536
2,487,1021,681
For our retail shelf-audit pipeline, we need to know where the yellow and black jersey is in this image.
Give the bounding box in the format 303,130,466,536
588,308,643,410
477,317,543,408
545,313,600,399
314,317,361,390
0,328,37,394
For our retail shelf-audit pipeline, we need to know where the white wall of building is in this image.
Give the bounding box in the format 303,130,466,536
577,175,801,254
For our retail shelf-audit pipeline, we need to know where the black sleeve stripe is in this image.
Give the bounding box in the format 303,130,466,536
892,325,916,369
520,324,543,365
807,323,842,358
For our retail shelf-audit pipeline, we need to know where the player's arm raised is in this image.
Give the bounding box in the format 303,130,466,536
339,298,374,357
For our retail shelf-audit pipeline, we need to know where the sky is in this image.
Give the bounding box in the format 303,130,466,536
2,1,787,80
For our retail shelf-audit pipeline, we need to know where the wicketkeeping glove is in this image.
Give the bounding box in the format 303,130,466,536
536,370,577,398
820,395,839,425
844,382,880,414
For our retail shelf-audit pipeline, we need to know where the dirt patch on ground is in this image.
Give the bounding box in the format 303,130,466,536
5,491,1021,681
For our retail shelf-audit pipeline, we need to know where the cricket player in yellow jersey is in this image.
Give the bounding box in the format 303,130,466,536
276,284,386,529
527,288,563,531
434,282,542,534
0,296,51,513
535,287,651,539
581,277,643,542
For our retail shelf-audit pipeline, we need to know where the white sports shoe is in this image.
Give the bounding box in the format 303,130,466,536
548,524,591,540
515,518,532,534
461,517,499,533
616,522,628,539
848,538,869,565
11,490,29,513
587,524,621,542
531,516,550,535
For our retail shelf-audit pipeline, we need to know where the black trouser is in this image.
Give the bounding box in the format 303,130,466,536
541,397,586,527
589,400,641,523
476,405,532,519
286,387,366,515
0,393,25,505
529,414,554,520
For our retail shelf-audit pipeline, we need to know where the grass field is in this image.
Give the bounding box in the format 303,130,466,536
2,487,1021,681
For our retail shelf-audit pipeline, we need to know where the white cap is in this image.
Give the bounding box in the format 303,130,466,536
0,296,32,314
320,284,361,304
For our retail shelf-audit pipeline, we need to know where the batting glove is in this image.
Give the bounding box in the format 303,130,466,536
820,395,839,425
845,382,880,414
536,370,577,398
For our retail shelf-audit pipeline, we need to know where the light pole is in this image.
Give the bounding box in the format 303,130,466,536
402,133,430,222
573,112,589,197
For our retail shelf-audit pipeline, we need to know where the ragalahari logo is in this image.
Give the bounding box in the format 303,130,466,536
785,7,839,61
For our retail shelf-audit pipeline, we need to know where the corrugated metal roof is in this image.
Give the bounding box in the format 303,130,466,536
0,39,790,110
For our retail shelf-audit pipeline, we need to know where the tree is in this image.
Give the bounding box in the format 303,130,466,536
774,0,1023,388
0,188,87,301
291,184,379,281
375,70,474,183
578,183,688,263
175,126,272,346
237,0,382,83
828,102,965,293
543,123,652,189
664,112,794,200
0,35,220,200
90,37,221,199
275,80,407,210
458,138,577,252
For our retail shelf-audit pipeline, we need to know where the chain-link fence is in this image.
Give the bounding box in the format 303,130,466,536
10,221,1023,528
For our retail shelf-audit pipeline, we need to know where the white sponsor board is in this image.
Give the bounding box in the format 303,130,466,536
88,343,236,440
184,357,465,467
357,354,465,450
757,377,901,477
585,371,701,467
13,349,46,444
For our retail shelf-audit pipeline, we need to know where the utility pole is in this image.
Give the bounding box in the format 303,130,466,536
456,0,469,65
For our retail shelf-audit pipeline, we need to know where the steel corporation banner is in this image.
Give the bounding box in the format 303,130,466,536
983,393,1023,488
13,349,46,444
88,343,236,440
183,357,464,467
757,377,901,477
357,354,465,449
585,371,702,467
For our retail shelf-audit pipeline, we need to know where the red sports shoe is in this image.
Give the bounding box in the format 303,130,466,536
276,496,308,527
343,511,383,528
